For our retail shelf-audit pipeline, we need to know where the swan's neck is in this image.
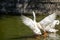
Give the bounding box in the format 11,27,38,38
34,15,36,21
33,11,36,21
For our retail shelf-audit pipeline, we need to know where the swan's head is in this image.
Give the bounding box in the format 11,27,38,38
56,20,60,25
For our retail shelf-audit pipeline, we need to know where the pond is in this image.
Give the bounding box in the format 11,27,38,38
0,15,60,40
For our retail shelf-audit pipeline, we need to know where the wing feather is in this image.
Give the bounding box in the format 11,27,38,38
21,15,34,28
39,13,57,26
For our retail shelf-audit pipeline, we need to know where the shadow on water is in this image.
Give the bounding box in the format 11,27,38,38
11,35,35,39
10,33,60,40
10,35,37,40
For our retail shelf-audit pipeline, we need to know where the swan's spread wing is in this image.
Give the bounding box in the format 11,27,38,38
39,13,56,26
21,15,34,27
21,15,42,34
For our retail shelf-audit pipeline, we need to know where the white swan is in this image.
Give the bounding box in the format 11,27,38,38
21,11,42,35
21,12,60,38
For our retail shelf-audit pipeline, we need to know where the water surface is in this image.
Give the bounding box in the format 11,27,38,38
0,15,60,40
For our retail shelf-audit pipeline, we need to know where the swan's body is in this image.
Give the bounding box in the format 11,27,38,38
45,20,60,33
21,11,42,35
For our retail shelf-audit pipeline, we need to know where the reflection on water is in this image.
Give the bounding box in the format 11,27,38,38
45,33,60,40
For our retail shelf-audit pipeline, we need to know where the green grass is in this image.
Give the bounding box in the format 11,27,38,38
0,15,60,40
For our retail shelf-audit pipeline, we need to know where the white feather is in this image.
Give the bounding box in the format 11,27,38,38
39,13,57,27
21,15,34,29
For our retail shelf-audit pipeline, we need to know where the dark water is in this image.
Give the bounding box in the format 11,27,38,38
0,15,60,40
